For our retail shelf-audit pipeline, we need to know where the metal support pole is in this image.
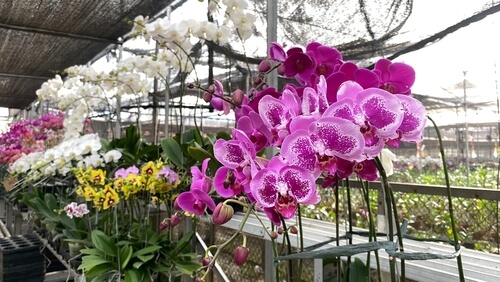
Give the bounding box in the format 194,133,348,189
463,71,470,186
267,0,278,90
115,37,124,138
164,6,172,138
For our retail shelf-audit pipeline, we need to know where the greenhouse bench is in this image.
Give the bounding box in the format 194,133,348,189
209,212,500,282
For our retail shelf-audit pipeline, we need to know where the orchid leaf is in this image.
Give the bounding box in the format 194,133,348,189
91,230,117,257
161,137,184,167
132,245,162,257
124,269,140,282
120,245,133,270
349,257,369,282
187,147,213,162
79,255,114,272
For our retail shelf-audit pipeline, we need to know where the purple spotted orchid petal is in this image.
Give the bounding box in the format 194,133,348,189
309,116,365,161
395,94,427,142
280,166,317,204
250,168,279,208
280,129,319,175
259,95,296,145
337,81,364,102
322,98,358,124
301,87,321,117
356,88,404,139
214,139,250,170
289,115,318,133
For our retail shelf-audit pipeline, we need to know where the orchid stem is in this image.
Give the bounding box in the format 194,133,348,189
428,116,465,282
374,156,405,282
201,203,255,281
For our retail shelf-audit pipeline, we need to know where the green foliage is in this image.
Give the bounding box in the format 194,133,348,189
79,225,200,281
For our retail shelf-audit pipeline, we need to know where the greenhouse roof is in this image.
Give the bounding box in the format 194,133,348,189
0,0,176,109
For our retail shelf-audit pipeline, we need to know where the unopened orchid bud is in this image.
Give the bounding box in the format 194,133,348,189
258,59,272,73
232,89,244,106
170,214,181,227
277,64,286,76
253,76,262,86
203,92,213,102
277,227,284,234
202,256,213,267
270,231,278,240
212,202,234,225
290,225,298,234
159,220,169,231
187,83,195,89
233,245,250,266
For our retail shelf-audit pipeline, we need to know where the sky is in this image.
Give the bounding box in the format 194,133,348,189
394,1,500,125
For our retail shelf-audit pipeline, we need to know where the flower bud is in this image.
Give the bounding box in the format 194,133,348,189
277,227,284,234
207,85,215,93
187,83,195,89
159,220,169,231
212,202,234,225
252,76,262,86
170,214,181,227
270,231,278,240
233,246,250,266
290,225,298,234
277,64,286,76
202,256,213,267
203,92,213,103
232,89,245,106
258,59,272,73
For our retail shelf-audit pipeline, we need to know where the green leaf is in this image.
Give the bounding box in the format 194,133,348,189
132,261,145,269
79,255,114,272
216,131,231,141
91,230,117,257
86,266,115,280
174,260,200,275
137,254,155,263
349,258,369,282
29,198,57,219
161,137,184,167
187,147,212,162
44,193,58,210
80,248,103,256
125,269,141,282
193,127,204,146
120,245,133,270
132,245,162,257
173,230,195,254
275,241,395,260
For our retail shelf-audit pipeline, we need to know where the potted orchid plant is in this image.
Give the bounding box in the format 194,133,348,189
167,40,429,281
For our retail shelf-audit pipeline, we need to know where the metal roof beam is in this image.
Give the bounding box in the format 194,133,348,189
0,72,53,80
0,22,121,44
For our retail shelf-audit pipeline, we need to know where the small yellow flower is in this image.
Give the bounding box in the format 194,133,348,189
141,161,158,178
90,168,106,185
83,185,97,202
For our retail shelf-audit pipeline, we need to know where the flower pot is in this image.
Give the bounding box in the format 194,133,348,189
68,242,83,258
